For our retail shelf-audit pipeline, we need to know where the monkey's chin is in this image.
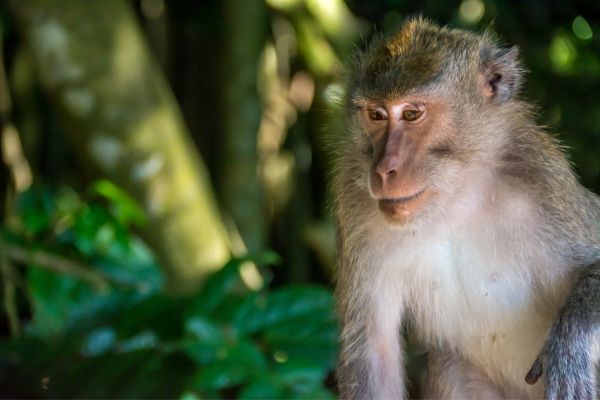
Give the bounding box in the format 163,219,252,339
377,188,431,225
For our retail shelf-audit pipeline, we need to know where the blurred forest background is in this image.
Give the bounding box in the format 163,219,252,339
0,0,598,398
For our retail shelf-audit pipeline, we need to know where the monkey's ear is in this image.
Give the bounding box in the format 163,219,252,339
480,46,522,103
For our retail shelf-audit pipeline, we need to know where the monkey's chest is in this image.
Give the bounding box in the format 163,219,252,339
390,235,561,392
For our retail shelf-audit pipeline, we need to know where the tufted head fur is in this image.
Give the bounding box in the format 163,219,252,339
346,17,523,106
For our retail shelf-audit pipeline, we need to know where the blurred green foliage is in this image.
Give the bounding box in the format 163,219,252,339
0,0,599,398
1,183,337,398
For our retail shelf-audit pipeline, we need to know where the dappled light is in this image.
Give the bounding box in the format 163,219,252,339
459,0,485,25
549,32,577,74
0,0,599,398
572,16,593,40
2,124,32,192
140,0,165,19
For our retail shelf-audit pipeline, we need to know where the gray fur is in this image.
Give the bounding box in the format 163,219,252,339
333,18,600,400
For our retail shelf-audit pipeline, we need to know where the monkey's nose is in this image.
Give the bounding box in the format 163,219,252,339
376,156,400,181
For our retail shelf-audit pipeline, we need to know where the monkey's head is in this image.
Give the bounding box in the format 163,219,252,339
343,17,523,225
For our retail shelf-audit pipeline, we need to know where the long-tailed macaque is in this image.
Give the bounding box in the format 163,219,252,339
333,18,600,399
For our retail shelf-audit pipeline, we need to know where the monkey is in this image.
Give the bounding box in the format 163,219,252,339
332,18,600,400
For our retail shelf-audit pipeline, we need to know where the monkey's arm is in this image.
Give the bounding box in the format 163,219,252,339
335,240,407,399
526,262,600,400
336,311,407,400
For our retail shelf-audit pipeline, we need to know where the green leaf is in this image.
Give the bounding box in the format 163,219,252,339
16,186,54,236
238,376,285,399
264,308,337,341
263,304,339,373
26,268,90,338
81,326,117,356
88,179,147,227
90,238,162,290
54,186,83,217
187,258,246,316
117,330,159,352
290,386,336,399
231,285,334,335
73,204,113,255
273,358,328,388
180,391,202,400
191,339,267,391
112,295,186,340
181,317,227,364
250,250,282,267
181,341,224,365
185,317,224,341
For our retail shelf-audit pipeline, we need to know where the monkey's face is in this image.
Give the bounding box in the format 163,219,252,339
342,19,522,227
358,95,456,225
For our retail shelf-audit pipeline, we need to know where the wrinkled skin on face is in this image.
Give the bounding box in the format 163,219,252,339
358,97,454,224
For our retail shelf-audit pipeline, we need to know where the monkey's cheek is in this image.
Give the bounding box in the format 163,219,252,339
378,190,432,225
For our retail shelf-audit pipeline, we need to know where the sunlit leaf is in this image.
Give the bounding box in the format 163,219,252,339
549,32,577,74
88,180,147,227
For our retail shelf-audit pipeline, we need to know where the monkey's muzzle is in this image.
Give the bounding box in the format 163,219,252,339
378,187,430,224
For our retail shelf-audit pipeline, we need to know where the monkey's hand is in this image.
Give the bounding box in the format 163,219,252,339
526,272,600,400
526,321,595,400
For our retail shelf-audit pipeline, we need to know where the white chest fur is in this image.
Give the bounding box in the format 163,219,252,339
362,187,570,396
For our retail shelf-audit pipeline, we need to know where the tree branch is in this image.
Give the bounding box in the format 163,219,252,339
0,239,110,291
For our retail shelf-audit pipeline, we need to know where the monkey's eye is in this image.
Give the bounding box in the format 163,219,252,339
402,109,423,121
368,109,387,121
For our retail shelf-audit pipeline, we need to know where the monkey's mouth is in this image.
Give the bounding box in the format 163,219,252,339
379,187,427,205
377,187,430,224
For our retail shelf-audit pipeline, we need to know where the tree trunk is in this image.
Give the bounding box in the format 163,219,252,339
220,0,267,254
10,0,230,294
